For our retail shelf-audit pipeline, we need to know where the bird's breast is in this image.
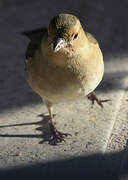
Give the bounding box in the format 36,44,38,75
27,44,104,104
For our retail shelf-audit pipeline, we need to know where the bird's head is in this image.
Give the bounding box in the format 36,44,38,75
48,13,86,52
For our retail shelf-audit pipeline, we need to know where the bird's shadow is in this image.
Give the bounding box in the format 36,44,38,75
36,113,57,145
0,114,57,146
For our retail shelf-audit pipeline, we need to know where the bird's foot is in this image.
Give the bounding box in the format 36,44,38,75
87,92,110,108
50,125,71,144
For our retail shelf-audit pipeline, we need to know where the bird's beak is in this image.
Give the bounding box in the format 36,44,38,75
53,38,66,52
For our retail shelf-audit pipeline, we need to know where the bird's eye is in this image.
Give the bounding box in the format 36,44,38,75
73,33,78,40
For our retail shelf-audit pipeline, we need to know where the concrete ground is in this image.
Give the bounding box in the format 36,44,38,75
0,0,128,179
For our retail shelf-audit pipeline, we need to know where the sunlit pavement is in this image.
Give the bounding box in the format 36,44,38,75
0,1,128,179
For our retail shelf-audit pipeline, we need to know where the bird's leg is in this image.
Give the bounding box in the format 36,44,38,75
87,91,110,108
46,104,71,143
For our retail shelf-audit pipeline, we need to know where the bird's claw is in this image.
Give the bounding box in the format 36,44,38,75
87,92,111,108
94,99,110,108
50,125,71,144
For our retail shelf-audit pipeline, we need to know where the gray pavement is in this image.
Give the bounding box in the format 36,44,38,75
106,90,128,180
0,0,128,179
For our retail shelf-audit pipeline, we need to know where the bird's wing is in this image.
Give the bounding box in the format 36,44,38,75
86,32,98,45
22,27,48,59
22,28,48,77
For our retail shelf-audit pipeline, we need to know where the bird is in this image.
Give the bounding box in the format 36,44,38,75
23,13,109,143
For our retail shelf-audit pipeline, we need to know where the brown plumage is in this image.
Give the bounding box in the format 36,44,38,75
24,13,108,143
